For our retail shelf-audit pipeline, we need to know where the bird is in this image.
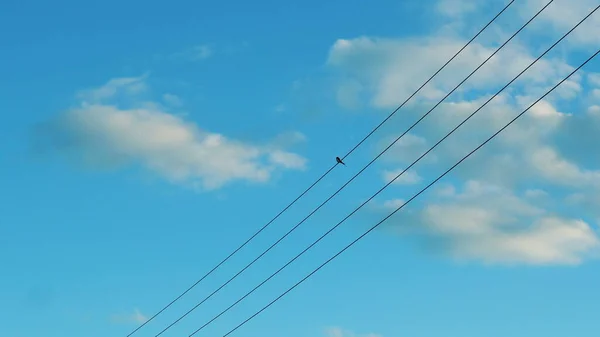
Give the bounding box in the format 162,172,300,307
336,157,346,166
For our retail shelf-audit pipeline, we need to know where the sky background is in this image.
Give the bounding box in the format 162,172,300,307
2,0,600,336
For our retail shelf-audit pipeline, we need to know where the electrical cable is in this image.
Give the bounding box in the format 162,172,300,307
221,9,600,337
185,1,588,336
125,2,516,335
126,2,517,336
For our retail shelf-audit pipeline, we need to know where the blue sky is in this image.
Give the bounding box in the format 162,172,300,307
2,0,600,336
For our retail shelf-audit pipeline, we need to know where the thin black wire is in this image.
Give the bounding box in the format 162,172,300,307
340,0,515,161
223,20,600,337
186,1,565,336
125,2,516,335
125,168,337,337
130,2,517,337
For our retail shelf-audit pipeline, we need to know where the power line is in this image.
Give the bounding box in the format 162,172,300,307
152,2,525,336
128,1,517,336
185,1,568,335
125,159,336,337
221,11,600,337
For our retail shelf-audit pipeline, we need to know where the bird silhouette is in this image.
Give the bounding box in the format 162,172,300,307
336,157,346,166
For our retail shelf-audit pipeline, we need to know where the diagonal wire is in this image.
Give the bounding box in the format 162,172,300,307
185,1,569,336
339,0,514,161
124,2,516,335
127,2,517,337
222,12,600,337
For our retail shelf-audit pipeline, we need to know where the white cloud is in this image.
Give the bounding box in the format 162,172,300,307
411,181,600,265
434,183,456,197
382,199,406,210
41,76,307,190
435,0,479,18
588,105,600,115
517,0,600,47
382,169,421,185
528,146,600,188
365,85,600,265
378,133,436,164
327,34,575,109
326,0,600,265
588,73,600,86
268,150,307,169
77,75,147,103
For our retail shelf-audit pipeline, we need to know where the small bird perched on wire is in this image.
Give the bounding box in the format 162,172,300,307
336,157,346,166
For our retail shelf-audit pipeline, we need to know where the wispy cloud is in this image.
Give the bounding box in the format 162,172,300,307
76,74,148,103
382,169,422,185
418,181,599,265
35,75,307,190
